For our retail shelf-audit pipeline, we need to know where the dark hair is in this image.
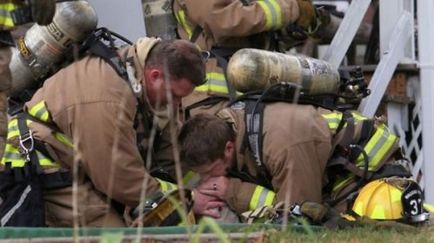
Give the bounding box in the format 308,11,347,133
145,39,206,86
178,113,236,167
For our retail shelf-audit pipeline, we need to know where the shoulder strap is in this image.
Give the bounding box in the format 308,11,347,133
209,48,239,102
242,100,273,189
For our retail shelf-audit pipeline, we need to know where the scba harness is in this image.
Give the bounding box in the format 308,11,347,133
0,108,73,226
227,81,413,214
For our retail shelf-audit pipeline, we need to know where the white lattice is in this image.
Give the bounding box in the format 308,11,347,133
394,99,424,188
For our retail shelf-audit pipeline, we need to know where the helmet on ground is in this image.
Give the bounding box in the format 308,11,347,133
352,177,430,224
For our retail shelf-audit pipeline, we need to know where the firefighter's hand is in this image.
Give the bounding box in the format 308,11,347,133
293,0,331,39
196,176,229,201
30,0,56,25
192,189,226,219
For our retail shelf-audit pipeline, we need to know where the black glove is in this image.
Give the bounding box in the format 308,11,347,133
30,0,56,25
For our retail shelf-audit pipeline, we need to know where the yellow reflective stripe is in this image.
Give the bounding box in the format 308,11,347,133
28,101,50,122
356,124,397,170
321,112,342,131
36,151,60,168
256,0,283,30
7,119,33,139
351,111,369,122
175,10,193,38
182,170,197,184
1,143,60,168
54,132,73,148
322,111,370,135
195,72,227,93
0,3,18,28
195,72,243,95
332,176,354,192
157,179,178,194
249,186,275,210
1,144,24,167
7,124,19,138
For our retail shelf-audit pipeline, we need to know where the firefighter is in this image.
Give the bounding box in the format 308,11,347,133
0,37,205,226
0,0,55,160
173,0,331,118
179,104,331,217
178,103,404,218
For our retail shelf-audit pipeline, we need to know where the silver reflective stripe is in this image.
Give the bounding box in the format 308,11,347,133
33,107,47,121
257,188,269,207
0,9,9,17
366,128,389,161
1,185,31,226
263,0,278,28
3,151,22,160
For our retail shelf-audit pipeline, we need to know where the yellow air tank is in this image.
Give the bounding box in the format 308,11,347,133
227,48,340,95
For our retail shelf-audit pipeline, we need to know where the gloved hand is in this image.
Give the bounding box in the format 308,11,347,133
299,201,354,229
294,0,331,38
30,0,56,25
295,0,317,32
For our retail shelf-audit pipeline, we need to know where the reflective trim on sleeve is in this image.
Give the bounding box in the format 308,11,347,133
175,10,193,39
321,112,343,133
28,101,51,122
256,0,283,30
322,111,369,135
331,176,354,193
182,170,200,188
355,123,398,170
249,186,275,210
195,72,228,93
157,178,178,194
195,72,243,95
0,3,18,28
36,151,61,168
54,132,73,148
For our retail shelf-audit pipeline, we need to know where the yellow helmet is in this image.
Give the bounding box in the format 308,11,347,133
352,177,430,224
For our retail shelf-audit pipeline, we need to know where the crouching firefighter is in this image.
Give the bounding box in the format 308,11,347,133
0,0,56,227
178,88,415,222
0,30,206,226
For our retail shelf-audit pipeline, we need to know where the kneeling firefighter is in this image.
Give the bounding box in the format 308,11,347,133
0,8,206,227
0,0,57,227
0,0,56,166
0,0,99,227
211,48,421,225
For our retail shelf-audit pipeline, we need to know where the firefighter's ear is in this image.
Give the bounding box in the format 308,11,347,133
144,68,164,85
147,68,163,81
224,141,235,158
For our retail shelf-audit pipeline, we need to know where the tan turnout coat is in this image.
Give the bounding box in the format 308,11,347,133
218,102,332,213
23,38,175,226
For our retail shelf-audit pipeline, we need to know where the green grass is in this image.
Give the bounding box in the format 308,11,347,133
262,226,433,243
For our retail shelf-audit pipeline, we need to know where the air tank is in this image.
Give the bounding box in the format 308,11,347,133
227,48,340,95
142,0,177,40
9,0,98,97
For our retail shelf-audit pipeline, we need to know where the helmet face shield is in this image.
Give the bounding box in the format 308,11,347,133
352,177,430,224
